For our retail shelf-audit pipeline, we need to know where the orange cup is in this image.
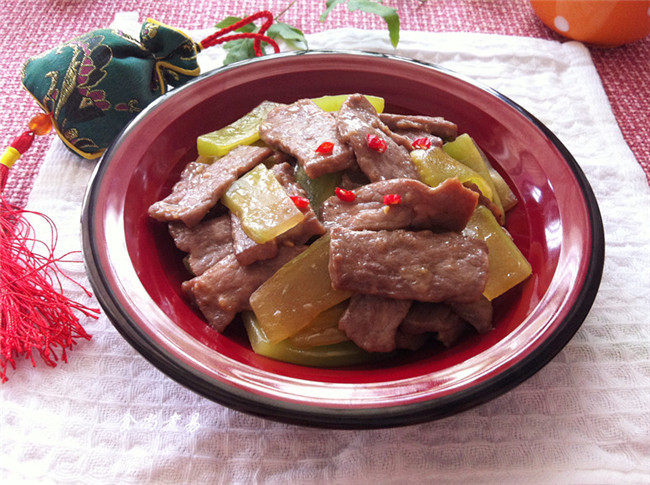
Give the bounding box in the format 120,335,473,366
530,0,650,46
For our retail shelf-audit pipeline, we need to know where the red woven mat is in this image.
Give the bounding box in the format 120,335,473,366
1,0,648,206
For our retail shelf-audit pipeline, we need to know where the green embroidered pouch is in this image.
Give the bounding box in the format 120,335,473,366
21,19,200,159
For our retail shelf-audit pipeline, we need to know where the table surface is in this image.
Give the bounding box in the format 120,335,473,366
0,0,648,208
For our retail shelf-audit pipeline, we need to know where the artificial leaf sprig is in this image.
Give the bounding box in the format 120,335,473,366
216,0,401,65
321,0,400,47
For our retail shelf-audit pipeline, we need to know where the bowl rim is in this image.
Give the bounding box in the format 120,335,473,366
82,50,604,429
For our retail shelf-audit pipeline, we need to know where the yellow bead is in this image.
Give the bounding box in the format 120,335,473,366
0,147,21,168
28,113,53,136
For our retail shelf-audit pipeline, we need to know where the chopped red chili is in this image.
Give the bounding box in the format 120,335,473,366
290,196,310,210
383,194,401,205
335,187,356,203
315,141,334,154
412,137,431,150
366,134,387,153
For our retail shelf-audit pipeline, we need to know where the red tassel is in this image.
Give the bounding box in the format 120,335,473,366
0,119,99,382
10,130,35,154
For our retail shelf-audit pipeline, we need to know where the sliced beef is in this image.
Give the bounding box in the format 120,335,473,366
182,245,305,332
264,150,294,167
400,302,467,347
168,215,233,276
395,331,429,351
389,130,443,152
151,161,207,222
329,228,488,303
339,163,370,190
450,296,493,334
260,99,354,178
148,145,272,227
230,213,278,266
336,94,420,182
338,295,412,353
379,113,458,141
271,162,325,244
322,178,478,232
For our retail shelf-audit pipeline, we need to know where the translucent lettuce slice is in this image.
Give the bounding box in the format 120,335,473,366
443,134,505,220
243,312,374,367
463,206,532,300
294,165,341,214
287,302,349,349
222,164,304,244
311,94,385,113
249,235,352,343
411,147,494,201
197,101,282,157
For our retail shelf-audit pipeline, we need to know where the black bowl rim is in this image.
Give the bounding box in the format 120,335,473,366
81,50,605,429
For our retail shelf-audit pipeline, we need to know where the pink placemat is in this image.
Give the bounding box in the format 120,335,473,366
1,0,648,207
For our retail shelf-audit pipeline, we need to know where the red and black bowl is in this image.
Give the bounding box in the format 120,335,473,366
81,51,604,428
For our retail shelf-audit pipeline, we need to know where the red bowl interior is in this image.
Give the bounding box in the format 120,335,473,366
84,52,601,426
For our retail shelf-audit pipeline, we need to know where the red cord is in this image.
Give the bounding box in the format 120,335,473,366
0,153,98,383
200,11,280,56
0,163,8,191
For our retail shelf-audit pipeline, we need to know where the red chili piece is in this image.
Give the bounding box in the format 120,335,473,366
290,196,310,210
335,187,356,203
412,137,431,150
366,134,387,153
315,142,334,154
383,194,401,205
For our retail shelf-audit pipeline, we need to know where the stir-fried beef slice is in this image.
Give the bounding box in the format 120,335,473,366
379,113,458,141
271,162,326,244
340,163,370,190
182,245,305,332
329,228,488,303
149,161,207,221
395,330,429,351
264,150,295,167
322,178,478,232
400,302,468,347
337,94,420,182
340,174,362,191
338,295,412,353
270,162,301,193
168,215,233,276
450,296,493,334
259,99,354,179
230,213,279,266
149,146,272,227
389,130,443,152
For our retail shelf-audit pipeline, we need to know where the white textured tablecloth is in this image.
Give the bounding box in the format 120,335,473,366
2,12,649,484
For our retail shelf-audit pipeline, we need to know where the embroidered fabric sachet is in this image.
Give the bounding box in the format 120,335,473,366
21,20,200,159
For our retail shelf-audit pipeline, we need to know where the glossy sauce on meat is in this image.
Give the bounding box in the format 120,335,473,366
329,227,489,303
322,178,478,232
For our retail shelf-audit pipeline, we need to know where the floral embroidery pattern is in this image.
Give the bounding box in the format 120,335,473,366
115,100,141,113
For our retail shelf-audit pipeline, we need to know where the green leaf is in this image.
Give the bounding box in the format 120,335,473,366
267,22,309,49
215,16,257,33
347,0,400,47
320,0,346,22
222,38,257,65
216,15,268,65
